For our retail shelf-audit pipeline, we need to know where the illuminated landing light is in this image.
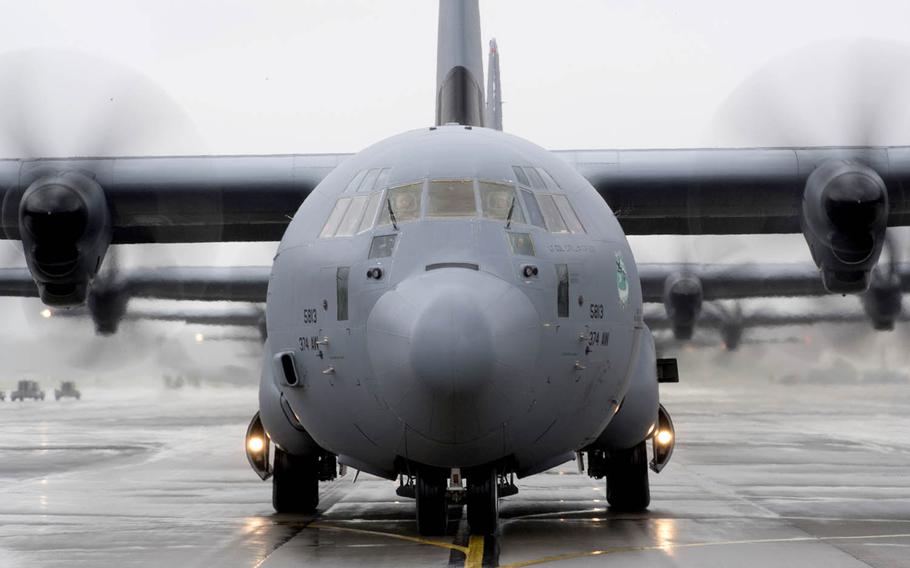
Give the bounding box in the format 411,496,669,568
194,333,205,343
40,308,52,319
247,436,265,453
656,430,674,446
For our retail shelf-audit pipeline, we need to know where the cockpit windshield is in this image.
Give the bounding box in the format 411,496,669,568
320,171,584,237
480,182,525,224
427,180,476,217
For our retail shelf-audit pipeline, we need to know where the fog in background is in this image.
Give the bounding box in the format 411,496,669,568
1,1,909,388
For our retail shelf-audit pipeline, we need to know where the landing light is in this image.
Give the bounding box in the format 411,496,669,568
656,430,673,446
194,333,205,343
40,308,52,319
247,436,265,453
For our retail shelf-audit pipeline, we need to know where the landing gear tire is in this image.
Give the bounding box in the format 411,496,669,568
466,470,499,535
606,440,650,512
272,448,319,514
415,470,448,536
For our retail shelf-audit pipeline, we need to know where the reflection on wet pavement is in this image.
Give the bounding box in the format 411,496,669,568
0,381,908,567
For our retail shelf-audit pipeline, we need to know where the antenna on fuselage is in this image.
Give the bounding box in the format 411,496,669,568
485,38,503,131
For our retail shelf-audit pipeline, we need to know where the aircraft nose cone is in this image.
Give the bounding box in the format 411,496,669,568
367,268,541,445
409,289,494,393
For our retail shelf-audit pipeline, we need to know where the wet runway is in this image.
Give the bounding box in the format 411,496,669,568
1,375,909,567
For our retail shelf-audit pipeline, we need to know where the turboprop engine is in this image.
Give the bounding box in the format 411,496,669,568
801,160,888,294
18,172,111,306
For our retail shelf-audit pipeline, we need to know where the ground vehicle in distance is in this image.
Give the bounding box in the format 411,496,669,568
11,380,45,401
55,381,81,401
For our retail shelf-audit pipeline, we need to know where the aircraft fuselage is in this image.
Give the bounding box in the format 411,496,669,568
261,125,645,479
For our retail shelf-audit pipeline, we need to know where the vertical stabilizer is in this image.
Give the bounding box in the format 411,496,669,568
436,0,485,127
485,38,503,131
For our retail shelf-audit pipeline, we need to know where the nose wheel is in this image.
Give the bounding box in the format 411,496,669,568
416,470,448,535
466,469,499,535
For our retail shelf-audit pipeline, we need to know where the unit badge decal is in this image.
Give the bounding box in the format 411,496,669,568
615,252,629,307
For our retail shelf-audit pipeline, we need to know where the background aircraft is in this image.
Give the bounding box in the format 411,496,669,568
2,0,910,537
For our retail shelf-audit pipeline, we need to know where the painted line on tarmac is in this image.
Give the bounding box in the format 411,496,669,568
309,521,492,568
498,532,910,567
310,521,469,554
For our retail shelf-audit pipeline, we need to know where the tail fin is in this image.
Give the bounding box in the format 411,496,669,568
435,0,485,127
485,38,503,131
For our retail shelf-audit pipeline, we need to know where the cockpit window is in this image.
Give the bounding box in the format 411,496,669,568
374,168,391,191
524,167,546,191
522,189,547,229
344,170,367,193
319,197,351,237
512,166,530,187
358,192,382,233
479,182,525,223
536,168,561,191
536,194,569,233
552,194,585,233
359,168,381,192
345,167,392,193
378,183,423,225
427,180,476,217
335,195,370,236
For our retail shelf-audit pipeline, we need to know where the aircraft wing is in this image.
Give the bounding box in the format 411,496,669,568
0,266,39,297
0,154,349,243
637,262,910,303
557,147,910,234
0,265,270,302
123,267,269,302
124,305,265,327
642,304,904,331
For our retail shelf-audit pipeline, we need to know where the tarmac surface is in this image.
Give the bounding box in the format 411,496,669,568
0,375,909,567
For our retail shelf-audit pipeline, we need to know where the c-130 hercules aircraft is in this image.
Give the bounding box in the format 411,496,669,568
3,0,910,535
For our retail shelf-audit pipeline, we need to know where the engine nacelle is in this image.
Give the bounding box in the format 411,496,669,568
801,160,888,294
86,280,129,335
663,273,703,340
862,269,902,331
18,172,111,307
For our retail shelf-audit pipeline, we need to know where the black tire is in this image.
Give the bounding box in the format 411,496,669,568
606,440,650,512
272,448,319,514
415,470,448,536
466,470,499,535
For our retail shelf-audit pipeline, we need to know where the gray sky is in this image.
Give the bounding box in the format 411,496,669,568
1,1,909,376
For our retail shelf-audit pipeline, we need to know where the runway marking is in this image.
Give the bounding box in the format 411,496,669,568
309,522,491,568
498,532,910,567
465,535,485,568
309,522,469,554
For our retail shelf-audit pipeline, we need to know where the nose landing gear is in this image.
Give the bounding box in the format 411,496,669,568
415,470,448,536
466,469,499,535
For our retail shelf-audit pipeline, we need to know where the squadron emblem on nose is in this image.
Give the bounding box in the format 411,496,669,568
615,252,629,307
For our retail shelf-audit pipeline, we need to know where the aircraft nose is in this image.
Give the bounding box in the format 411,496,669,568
366,268,542,444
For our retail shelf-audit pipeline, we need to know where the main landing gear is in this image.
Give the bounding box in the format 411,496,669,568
585,404,676,512
244,412,339,515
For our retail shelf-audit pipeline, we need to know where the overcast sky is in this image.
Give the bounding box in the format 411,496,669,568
1,1,909,375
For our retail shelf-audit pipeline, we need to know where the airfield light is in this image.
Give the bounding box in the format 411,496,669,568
656,430,674,446
194,333,205,343
40,309,52,319
247,436,265,453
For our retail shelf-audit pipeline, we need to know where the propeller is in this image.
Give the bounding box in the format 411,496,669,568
709,39,910,148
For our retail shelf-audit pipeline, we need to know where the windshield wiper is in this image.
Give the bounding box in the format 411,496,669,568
505,196,516,229
386,197,400,231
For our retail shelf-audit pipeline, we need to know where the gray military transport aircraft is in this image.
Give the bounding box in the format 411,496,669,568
4,0,910,536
